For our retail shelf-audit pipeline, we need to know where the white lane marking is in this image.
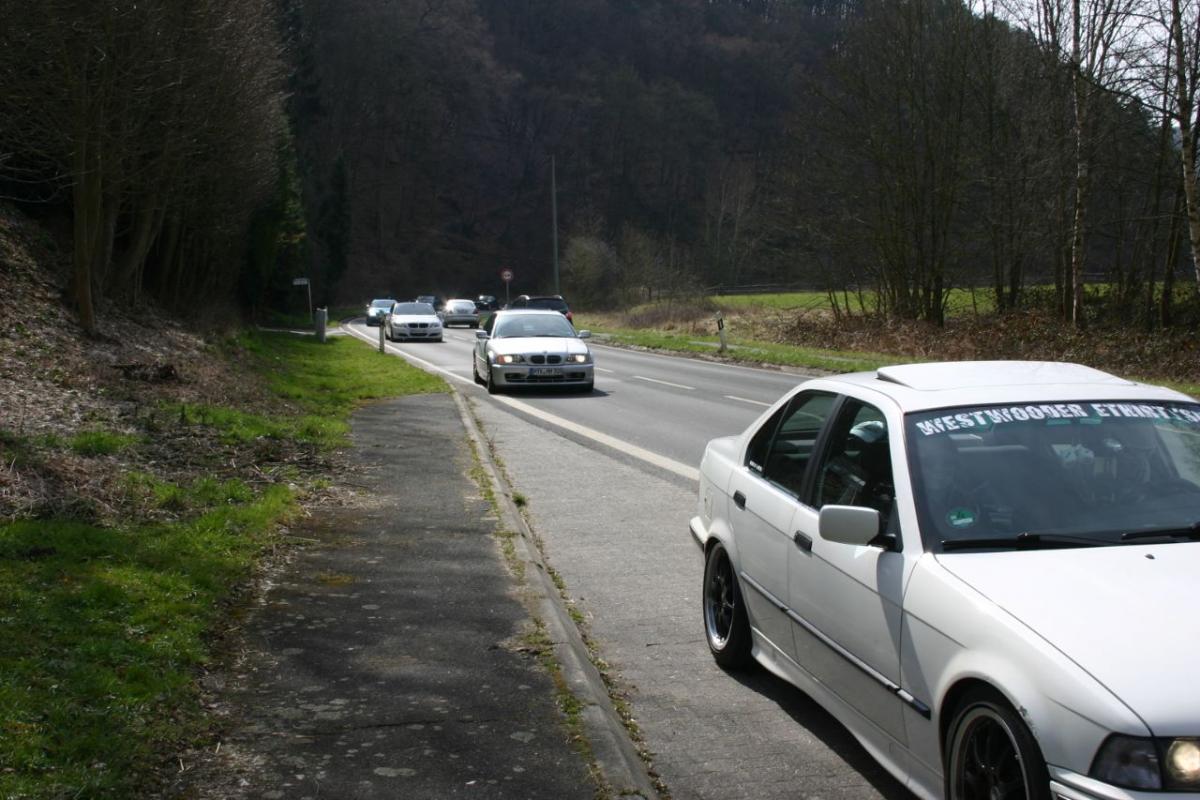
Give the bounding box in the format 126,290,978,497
589,340,810,377
344,325,474,385
725,395,771,407
632,375,695,391
491,395,700,482
595,367,615,374
343,324,699,482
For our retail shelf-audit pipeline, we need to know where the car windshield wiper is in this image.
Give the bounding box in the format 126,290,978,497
1119,522,1200,542
941,532,1105,551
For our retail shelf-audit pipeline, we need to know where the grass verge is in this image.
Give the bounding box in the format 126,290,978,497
574,319,899,375
0,330,446,799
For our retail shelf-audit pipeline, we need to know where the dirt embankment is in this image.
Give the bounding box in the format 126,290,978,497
0,204,325,523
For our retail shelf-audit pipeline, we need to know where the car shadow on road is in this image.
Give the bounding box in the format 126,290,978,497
727,666,916,799
498,386,611,398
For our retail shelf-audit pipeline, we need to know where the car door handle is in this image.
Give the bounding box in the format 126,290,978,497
793,531,812,552
733,491,746,509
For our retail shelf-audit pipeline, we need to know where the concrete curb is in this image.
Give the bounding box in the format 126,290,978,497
450,390,656,800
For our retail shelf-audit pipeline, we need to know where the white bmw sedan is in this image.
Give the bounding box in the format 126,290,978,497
691,361,1200,800
472,309,593,394
384,301,442,342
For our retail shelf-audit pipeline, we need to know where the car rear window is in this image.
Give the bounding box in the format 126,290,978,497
529,298,568,311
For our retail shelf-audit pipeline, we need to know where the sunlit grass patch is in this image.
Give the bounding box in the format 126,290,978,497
237,330,446,419
0,484,294,798
585,325,899,374
169,331,444,449
68,429,140,456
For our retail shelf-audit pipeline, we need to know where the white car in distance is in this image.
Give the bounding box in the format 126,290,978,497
692,361,1200,800
384,302,442,342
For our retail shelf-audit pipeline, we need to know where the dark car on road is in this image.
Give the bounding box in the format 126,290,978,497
365,298,395,326
508,294,572,323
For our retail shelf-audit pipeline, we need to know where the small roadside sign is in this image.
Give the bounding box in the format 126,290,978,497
500,268,514,283
292,277,309,286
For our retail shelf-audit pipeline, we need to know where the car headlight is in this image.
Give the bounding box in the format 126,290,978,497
1167,739,1200,786
494,353,524,364
1092,735,1200,790
567,353,588,364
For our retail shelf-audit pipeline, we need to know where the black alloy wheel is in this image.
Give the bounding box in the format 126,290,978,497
702,541,752,669
946,689,1051,800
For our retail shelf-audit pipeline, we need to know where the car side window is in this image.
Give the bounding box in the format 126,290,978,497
483,313,497,334
748,392,836,497
815,400,896,531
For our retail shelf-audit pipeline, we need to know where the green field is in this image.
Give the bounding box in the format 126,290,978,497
0,331,445,799
711,288,998,316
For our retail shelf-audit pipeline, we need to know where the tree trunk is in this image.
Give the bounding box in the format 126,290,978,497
71,133,100,334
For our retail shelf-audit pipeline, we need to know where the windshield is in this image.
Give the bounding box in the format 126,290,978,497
494,314,575,338
391,303,434,315
370,299,394,308
906,401,1200,549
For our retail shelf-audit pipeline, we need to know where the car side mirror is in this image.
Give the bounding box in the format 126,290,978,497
475,330,489,340
818,505,881,547
577,330,591,339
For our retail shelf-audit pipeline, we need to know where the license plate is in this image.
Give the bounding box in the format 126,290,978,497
530,367,561,377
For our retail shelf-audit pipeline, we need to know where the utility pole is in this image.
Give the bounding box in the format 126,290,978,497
551,155,560,295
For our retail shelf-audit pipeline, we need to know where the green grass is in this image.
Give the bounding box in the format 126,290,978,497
0,485,294,798
260,305,360,329
712,287,997,316
0,328,448,799
577,321,901,374
68,429,140,456
169,331,446,449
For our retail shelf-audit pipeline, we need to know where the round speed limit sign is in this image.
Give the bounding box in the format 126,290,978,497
501,268,514,283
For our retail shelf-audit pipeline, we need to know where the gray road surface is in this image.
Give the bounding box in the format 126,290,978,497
346,320,915,799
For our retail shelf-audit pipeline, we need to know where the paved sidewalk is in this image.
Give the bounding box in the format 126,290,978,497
167,394,603,799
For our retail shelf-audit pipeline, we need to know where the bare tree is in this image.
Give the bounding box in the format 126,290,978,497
1000,0,1144,324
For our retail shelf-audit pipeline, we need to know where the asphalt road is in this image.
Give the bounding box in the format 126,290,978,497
345,320,807,476
343,319,915,800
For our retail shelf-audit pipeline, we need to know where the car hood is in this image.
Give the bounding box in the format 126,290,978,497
937,544,1200,733
490,337,588,356
390,314,439,324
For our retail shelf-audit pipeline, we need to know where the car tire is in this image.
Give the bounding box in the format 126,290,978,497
472,361,483,385
946,688,1051,800
703,541,752,670
579,381,594,394
485,367,500,395
436,336,443,343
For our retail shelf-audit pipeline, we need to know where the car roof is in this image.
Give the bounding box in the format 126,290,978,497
802,361,1194,413
494,308,569,318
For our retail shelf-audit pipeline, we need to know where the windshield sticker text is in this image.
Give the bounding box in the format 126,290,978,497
915,403,1200,436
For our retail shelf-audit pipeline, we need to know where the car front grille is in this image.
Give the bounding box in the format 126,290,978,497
506,371,587,383
529,355,563,365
